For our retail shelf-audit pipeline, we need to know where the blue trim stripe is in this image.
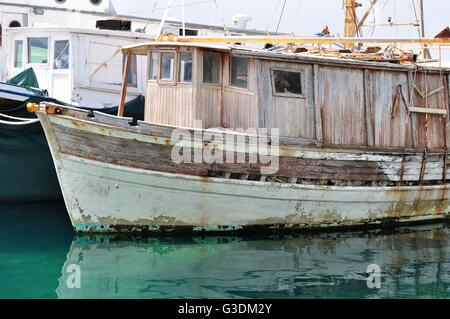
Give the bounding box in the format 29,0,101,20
0,81,37,90
0,88,34,98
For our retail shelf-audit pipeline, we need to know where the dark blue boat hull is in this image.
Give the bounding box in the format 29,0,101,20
0,120,63,203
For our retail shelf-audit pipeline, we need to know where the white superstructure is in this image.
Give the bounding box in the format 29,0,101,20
3,26,152,107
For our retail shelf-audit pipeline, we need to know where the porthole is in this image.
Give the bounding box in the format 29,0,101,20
9,20,21,28
90,0,102,6
55,0,66,4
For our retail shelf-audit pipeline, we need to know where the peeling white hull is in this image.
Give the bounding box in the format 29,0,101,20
56,154,450,233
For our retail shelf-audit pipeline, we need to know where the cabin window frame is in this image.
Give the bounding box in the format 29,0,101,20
53,39,70,71
158,49,178,86
27,37,49,65
229,55,249,90
271,68,305,99
202,50,222,86
148,50,159,82
13,39,24,69
178,49,194,84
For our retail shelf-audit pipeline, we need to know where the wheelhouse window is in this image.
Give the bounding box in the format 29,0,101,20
54,40,69,70
272,70,303,96
149,50,158,80
203,51,221,84
230,56,248,89
123,53,138,87
179,28,198,36
160,52,176,81
28,37,48,64
14,40,23,68
179,52,193,83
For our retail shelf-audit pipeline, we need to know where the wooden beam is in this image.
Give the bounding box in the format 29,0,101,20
409,107,448,115
118,52,131,117
313,64,323,142
364,69,375,147
408,71,418,148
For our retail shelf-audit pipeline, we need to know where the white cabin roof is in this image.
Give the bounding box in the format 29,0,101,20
5,26,155,40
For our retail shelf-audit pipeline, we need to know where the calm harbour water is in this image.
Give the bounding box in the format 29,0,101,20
0,202,450,299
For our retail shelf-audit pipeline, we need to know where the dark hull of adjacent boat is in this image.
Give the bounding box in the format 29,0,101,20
0,115,62,203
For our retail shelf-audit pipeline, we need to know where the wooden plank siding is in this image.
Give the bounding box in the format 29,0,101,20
366,70,413,148
145,84,195,127
318,66,367,146
414,72,449,149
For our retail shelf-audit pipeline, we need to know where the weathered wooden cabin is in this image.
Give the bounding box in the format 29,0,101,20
138,42,449,154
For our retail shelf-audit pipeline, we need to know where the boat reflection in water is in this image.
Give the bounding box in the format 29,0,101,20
0,203,73,298
57,225,450,299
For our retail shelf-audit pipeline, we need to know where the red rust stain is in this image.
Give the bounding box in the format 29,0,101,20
385,186,449,219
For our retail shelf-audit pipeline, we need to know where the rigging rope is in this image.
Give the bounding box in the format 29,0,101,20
276,0,288,34
365,0,390,37
265,0,283,34
212,0,231,36
291,0,303,34
142,0,160,32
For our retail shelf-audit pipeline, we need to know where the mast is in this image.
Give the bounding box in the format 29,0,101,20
419,0,432,59
344,0,359,38
344,0,361,49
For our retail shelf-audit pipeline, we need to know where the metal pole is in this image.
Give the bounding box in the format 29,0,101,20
157,0,173,35
181,0,186,36
420,0,432,59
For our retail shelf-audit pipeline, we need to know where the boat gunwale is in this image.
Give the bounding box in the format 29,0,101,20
38,103,450,157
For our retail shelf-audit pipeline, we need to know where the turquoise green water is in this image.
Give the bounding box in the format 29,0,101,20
1,203,450,299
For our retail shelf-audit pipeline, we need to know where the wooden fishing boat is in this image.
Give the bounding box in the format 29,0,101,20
30,31,450,233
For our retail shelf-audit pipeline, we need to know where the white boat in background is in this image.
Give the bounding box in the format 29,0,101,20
3,26,153,108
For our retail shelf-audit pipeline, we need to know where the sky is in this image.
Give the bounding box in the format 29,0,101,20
110,0,450,38
109,0,450,60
